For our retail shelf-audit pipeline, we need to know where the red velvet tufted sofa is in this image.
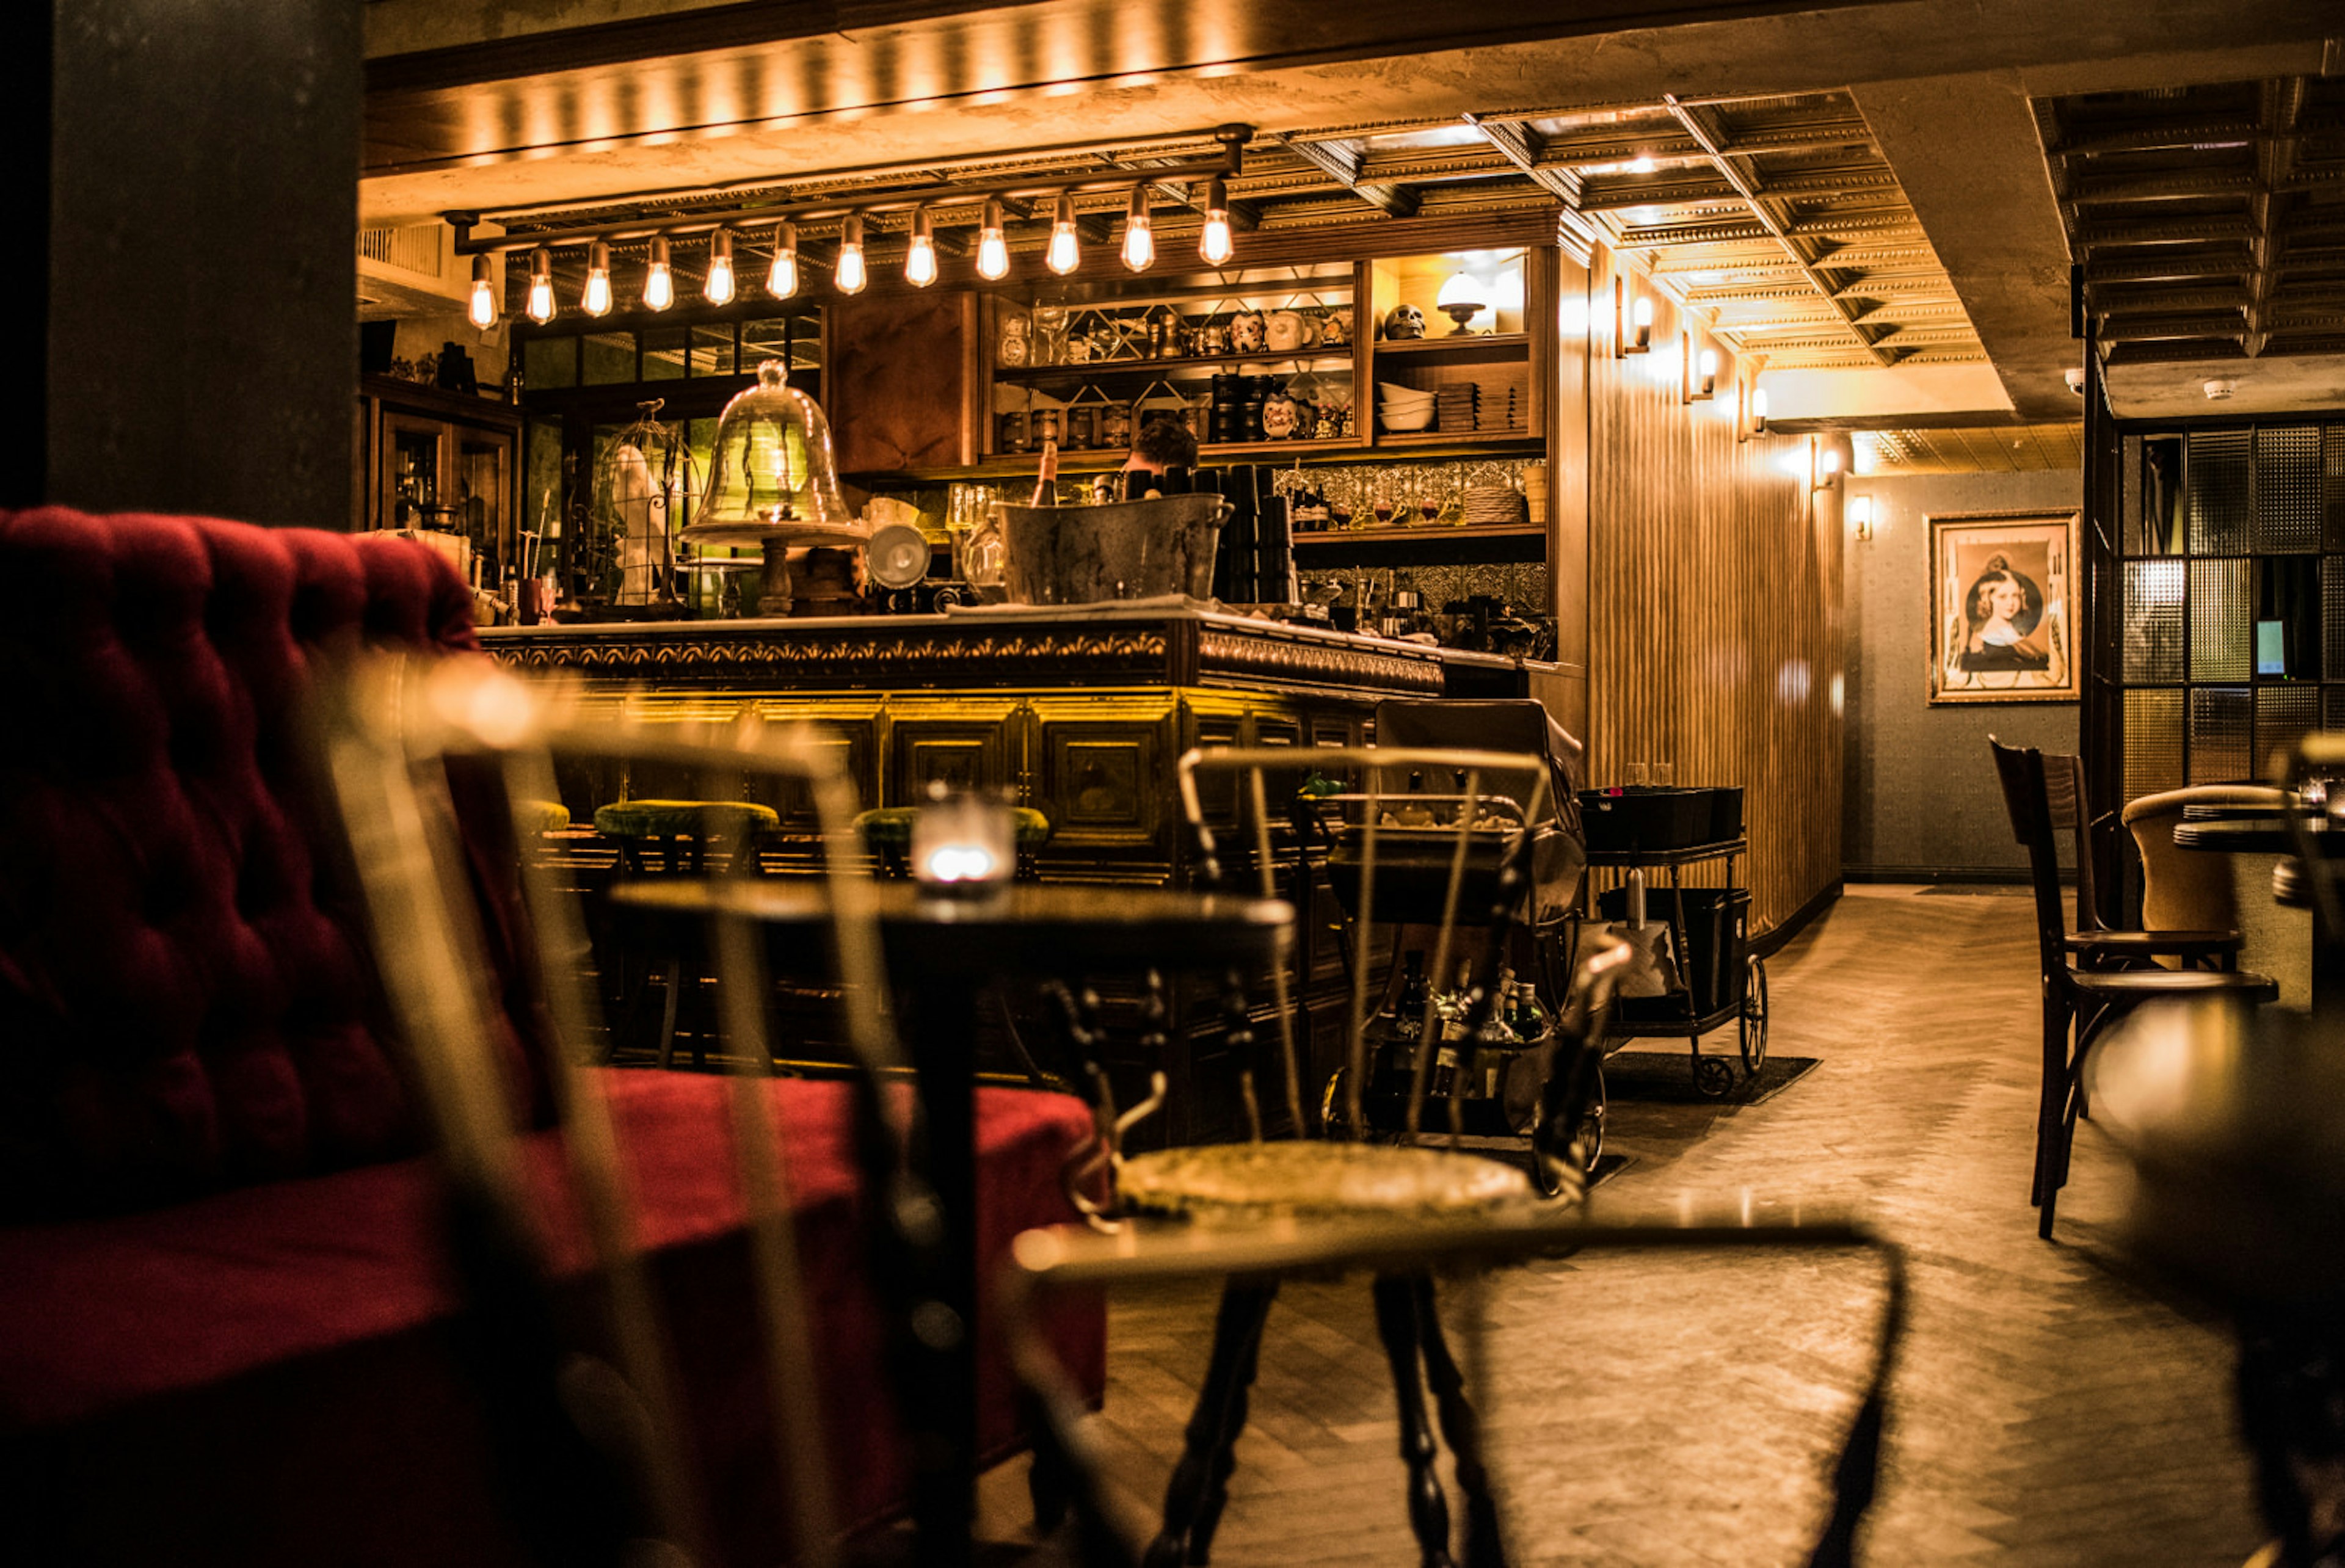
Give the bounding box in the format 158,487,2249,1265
0,508,1103,1566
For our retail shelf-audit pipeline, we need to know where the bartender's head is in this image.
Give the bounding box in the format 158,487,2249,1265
1124,415,1199,476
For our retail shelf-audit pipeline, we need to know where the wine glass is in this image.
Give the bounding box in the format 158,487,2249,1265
1371,477,1396,526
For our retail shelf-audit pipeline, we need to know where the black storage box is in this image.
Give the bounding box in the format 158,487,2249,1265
1578,787,1706,852
1596,885,1750,1022
1706,786,1744,844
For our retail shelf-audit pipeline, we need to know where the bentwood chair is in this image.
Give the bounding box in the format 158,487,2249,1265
1052,742,1894,1568
1988,738,2278,1240
319,653,1060,1568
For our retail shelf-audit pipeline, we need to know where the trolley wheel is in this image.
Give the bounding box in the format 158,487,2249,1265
1693,1054,1737,1099
1531,1065,1605,1199
1739,956,1770,1076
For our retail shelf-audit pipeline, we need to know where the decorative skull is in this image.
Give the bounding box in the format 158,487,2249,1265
1384,303,1427,341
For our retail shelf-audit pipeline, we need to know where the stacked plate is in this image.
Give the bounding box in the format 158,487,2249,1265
1462,484,1529,526
1436,384,1478,434
1378,382,1435,432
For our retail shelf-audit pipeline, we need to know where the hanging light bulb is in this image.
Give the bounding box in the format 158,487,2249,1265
835,214,868,294
1199,176,1234,266
1046,192,1080,275
768,222,799,300
905,206,939,288
1120,187,1155,273
582,240,613,317
975,198,1010,281
704,228,736,305
467,254,497,330
1751,386,1770,432
525,249,556,324
642,236,675,311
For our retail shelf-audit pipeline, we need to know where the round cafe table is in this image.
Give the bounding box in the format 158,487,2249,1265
613,876,1292,1566
2086,998,2345,1563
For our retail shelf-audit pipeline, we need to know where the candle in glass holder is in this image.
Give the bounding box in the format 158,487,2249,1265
912,786,1014,898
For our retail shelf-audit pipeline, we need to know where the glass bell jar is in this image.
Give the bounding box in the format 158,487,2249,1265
591,399,696,612
688,360,860,546
685,360,863,616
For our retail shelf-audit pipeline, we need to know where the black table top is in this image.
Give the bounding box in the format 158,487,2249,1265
613,877,1293,973
2172,816,2343,855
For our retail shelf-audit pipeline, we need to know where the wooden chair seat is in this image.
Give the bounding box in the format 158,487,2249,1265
2063,927,2241,958
1118,1140,1533,1223
2068,967,2278,1003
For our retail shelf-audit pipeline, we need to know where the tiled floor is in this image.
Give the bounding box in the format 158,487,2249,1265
976,885,2268,1566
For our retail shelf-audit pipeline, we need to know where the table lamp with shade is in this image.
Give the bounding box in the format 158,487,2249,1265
1436,270,1488,335
682,360,867,616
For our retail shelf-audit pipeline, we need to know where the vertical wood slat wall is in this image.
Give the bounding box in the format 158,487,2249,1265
1577,247,1846,935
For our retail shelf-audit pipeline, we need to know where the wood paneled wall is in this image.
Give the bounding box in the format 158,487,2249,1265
1575,247,1845,935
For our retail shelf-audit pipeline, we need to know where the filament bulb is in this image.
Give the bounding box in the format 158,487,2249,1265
1047,193,1079,276
581,241,613,318
1121,189,1154,273
835,214,868,295
642,236,674,311
704,230,736,305
976,199,1009,281
467,254,496,329
525,249,554,323
768,223,799,300
905,208,937,288
1199,177,1234,266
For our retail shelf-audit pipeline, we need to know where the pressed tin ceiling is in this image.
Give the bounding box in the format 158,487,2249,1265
1855,422,2085,474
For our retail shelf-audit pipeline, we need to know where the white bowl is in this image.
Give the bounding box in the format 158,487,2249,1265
1378,382,1432,402
1380,407,1435,432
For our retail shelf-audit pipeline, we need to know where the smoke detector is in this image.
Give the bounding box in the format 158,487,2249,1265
2064,368,2085,394
2204,379,2236,401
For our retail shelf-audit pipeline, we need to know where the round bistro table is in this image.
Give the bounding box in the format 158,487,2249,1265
613,876,1292,1566
2172,815,2344,1015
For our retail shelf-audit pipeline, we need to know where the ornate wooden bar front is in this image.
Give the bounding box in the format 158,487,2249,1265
482,606,1536,1147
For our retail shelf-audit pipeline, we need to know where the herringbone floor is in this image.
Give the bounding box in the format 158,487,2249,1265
975,885,2269,1566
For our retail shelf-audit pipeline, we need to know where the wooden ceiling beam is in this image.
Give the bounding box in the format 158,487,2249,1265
1663,92,1897,367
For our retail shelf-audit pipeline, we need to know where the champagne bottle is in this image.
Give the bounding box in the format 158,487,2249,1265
1030,438,1059,507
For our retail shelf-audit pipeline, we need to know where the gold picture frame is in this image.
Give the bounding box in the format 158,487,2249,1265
1928,509,2079,705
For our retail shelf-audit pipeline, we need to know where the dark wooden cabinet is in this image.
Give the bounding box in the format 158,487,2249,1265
357,375,522,588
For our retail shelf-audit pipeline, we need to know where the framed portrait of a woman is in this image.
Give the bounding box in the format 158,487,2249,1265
1928,510,2079,704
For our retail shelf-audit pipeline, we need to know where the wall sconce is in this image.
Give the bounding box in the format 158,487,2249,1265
1682,337,1717,402
1615,277,1652,355
1737,382,1769,441
1849,494,1874,542
1814,445,1842,490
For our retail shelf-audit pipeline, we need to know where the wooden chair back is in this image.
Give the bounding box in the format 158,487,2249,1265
1988,736,2072,982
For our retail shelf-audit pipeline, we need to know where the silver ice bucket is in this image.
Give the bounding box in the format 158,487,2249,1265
998,495,1231,604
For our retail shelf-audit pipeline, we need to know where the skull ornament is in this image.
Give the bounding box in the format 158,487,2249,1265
1383,303,1427,341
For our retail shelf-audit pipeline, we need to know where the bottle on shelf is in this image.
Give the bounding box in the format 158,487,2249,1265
1029,438,1060,507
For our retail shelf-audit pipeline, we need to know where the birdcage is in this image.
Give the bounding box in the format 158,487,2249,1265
590,399,696,610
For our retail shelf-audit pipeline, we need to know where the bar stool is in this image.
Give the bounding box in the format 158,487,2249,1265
595,797,781,1066
851,804,1053,880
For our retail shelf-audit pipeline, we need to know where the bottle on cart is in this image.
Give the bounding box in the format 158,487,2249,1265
1389,951,1431,1079
1512,979,1550,1044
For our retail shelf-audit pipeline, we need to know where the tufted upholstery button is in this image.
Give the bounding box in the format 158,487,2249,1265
0,507,519,1219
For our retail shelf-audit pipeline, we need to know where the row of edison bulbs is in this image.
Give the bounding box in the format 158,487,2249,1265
468,180,1237,330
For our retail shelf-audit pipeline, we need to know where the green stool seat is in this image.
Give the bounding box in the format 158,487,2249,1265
525,799,572,834
851,805,1052,850
594,799,780,840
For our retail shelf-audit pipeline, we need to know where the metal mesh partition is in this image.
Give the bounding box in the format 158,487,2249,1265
2325,427,2345,553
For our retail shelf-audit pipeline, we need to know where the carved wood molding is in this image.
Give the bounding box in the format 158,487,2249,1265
488,626,1174,686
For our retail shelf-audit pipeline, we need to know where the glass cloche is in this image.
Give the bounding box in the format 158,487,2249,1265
685,360,863,547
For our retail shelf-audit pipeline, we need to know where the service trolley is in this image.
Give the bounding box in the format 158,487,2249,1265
1580,788,1769,1099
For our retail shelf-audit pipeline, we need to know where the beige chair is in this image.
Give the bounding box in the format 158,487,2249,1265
2125,784,2311,1006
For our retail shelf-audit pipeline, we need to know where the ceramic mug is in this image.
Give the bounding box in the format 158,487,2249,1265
1267,310,1308,352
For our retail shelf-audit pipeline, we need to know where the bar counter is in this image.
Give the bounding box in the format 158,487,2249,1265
482,604,1563,888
